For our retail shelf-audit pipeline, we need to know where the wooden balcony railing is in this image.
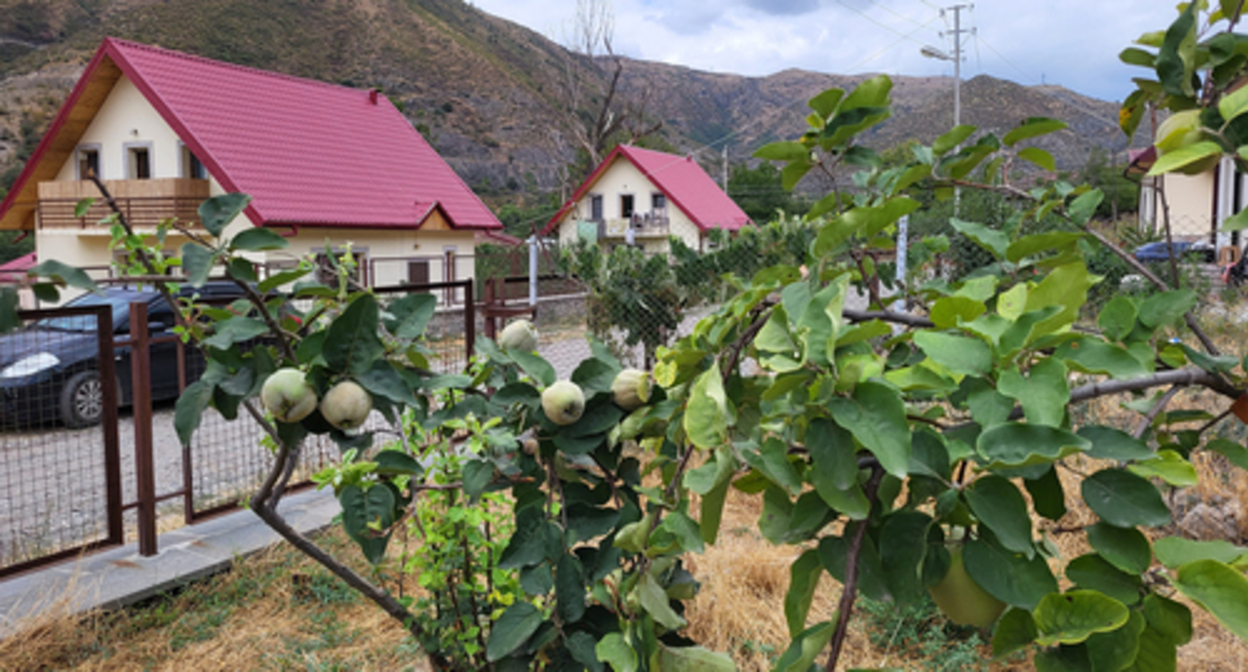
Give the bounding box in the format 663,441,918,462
36,179,210,230
598,211,671,239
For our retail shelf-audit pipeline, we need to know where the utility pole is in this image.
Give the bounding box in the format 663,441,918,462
921,4,973,268
948,5,967,131
923,5,971,130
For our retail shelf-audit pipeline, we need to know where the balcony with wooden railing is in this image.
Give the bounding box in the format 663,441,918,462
598,209,671,239
36,179,210,230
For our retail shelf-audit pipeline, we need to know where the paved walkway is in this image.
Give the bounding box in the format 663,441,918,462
0,487,337,637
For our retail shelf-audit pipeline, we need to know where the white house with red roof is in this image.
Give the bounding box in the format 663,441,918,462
543,145,751,254
0,38,503,295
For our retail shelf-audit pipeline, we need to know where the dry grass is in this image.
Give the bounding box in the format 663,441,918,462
0,529,424,671
4,467,1248,671
681,489,875,670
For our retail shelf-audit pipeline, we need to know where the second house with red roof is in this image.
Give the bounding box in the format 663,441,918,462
0,38,503,300
544,145,751,255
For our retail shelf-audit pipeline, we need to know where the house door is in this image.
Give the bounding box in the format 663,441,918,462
444,247,457,305
408,260,430,286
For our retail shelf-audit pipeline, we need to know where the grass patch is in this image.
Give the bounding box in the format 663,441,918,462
0,527,423,671
858,595,998,671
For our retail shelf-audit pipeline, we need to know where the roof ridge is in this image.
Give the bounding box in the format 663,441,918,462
104,37,369,96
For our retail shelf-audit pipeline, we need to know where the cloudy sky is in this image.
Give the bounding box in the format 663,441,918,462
469,0,1180,103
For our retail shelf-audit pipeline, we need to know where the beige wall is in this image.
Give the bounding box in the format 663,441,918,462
269,228,477,290
54,75,183,182
1153,171,1216,237
555,159,703,253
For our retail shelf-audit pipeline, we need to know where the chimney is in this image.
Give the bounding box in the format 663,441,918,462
369,89,379,105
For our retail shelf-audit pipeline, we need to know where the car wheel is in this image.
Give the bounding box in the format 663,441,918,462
61,370,105,428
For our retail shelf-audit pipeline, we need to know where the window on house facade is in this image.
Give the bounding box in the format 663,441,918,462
590,194,604,221
443,247,459,304
77,147,100,180
127,146,151,179
620,194,634,219
652,193,666,211
407,260,430,286
315,248,367,286
182,145,207,179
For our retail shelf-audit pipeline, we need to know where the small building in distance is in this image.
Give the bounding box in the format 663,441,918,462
544,145,751,254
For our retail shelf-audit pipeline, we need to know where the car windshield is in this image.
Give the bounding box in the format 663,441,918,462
35,293,134,332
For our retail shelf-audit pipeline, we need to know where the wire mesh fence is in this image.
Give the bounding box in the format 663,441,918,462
0,304,122,577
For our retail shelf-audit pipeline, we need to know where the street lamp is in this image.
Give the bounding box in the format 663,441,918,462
920,44,960,130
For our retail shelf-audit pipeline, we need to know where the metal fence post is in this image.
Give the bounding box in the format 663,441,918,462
894,214,908,314
97,306,124,547
129,301,158,556
464,280,475,364
175,338,193,524
528,236,538,307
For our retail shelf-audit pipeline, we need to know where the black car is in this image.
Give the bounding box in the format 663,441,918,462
1132,240,1216,263
0,282,261,428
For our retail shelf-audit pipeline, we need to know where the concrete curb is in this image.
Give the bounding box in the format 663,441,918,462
0,487,338,638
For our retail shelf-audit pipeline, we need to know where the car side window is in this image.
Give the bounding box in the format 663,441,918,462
148,300,177,331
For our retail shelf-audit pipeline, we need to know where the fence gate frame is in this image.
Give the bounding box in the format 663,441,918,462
0,304,123,579
1,280,478,575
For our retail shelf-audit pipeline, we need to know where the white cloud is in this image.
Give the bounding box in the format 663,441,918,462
470,0,1181,101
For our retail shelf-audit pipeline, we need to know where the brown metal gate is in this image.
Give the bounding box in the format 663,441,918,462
0,304,123,578
0,280,476,575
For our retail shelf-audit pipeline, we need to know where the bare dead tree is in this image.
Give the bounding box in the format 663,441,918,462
555,0,662,179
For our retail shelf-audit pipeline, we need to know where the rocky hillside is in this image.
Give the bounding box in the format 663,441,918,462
0,0,1143,203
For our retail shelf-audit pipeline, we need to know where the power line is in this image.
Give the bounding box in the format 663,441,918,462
972,31,1035,85
848,14,943,72
872,0,933,30
834,0,935,48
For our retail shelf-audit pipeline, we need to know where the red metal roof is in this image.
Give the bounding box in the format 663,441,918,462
3,38,500,231
476,229,524,246
0,252,35,283
544,145,751,235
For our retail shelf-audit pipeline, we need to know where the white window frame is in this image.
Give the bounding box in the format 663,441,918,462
178,141,208,180
74,143,102,181
313,245,370,285
123,141,154,180
589,194,604,221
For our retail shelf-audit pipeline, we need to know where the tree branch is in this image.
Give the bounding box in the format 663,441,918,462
842,308,934,328
248,490,449,667
943,367,1242,436
89,175,448,669
824,466,886,672
1132,385,1182,439
1197,407,1234,436
1157,184,1183,290
1069,367,1240,403
722,307,772,378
